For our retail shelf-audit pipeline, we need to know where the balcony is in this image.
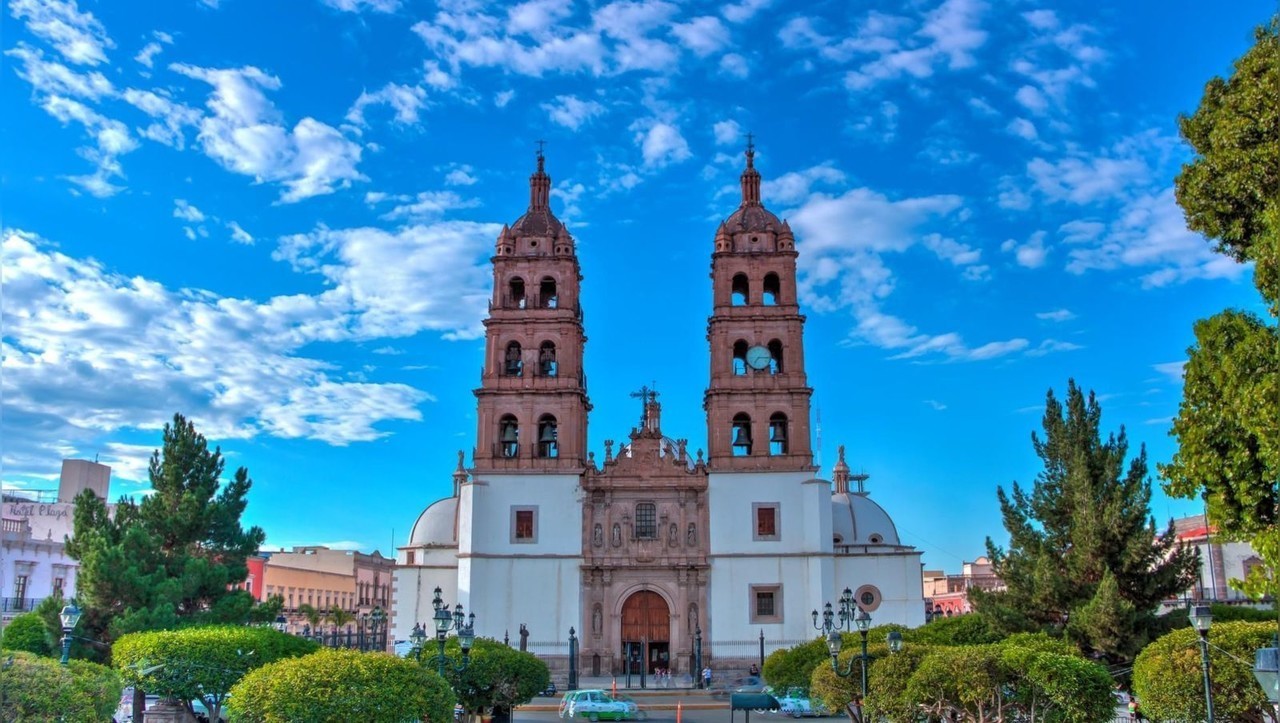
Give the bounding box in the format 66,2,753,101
2,596,43,613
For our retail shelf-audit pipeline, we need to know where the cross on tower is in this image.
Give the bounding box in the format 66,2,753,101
746,131,754,154
629,384,660,428
536,139,546,158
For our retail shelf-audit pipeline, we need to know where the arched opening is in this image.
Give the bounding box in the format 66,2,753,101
769,413,788,455
499,415,519,458
763,273,780,305
620,590,670,676
731,413,753,456
732,340,748,376
731,273,749,306
767,339,783,374
540,276,558,308
508,277,526,309
504,341,523,377
539,341,557,377
537,414,558,458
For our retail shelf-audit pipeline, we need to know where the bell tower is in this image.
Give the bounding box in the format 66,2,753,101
703,141,815,471
473,151,591,473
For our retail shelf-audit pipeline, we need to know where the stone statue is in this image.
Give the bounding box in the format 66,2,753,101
592,605,602,635
612,523,622,547
593,523,603,547
687,523,696,545
519,623,529,651
669,523,678,545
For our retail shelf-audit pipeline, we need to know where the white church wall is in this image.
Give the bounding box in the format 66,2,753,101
707,553,832,655
461,556,581,648
706,471,824,555
390,564,458,644
461,474,582,556
832,552,925,627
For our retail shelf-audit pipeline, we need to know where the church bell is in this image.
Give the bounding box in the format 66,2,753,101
732,426,752,447
538,425,557,443
500,426,518,443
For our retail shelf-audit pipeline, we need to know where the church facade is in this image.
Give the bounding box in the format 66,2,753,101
391,148,924,676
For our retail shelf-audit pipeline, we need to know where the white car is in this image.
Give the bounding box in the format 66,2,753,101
774,688,828,718
558,689,642,721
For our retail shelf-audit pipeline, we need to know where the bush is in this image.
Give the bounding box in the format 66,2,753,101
911,614,1002,646
430,637,549,715
0,650,124,722
1134,620,1278,723
1,613,54,656
228,648,455,723
114,625,318,722
763,637,828,691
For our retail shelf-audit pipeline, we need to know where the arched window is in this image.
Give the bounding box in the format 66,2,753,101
539,341,558,376
767,339,784,374
731,413,752,456
763,273,780,305
540,277,558,308
731,273,749,306
635,502,657,539
508,277,526,309
769,413,788,455
732,340,748,376
537,414,558,458
499,415,519,458
504,341,523,377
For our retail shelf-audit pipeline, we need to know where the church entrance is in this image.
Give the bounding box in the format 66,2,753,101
620,590,670,675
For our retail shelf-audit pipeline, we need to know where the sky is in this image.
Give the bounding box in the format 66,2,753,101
2,0,1274,573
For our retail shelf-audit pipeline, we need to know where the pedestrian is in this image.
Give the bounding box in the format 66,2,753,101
748,663,759,677
702,666,712,689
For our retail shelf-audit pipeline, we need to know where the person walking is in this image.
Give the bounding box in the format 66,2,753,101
702,666,712,690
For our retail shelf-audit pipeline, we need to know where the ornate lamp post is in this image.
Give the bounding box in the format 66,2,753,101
815,595,879,723
59,602,82,665
1192,604,1215,723
694,626,703,689
427,587,475,677
568,627,579,691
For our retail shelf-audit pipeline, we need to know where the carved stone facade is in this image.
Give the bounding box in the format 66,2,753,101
580,393,709,675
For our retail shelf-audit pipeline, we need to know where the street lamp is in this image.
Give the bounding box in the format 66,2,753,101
59,602,82,665
818,599,874,723
428,587,475,677
1192,604,1215,723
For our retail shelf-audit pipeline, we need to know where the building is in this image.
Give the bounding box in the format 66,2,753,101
2,459,112,622
261,546,395,631
922,556,1004,617
393,147,925,676
1174,514,1263,604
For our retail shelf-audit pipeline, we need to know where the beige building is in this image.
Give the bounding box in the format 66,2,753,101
262,546,394,632
922,556,1004,617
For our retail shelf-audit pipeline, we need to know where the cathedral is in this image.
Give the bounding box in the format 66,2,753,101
391,146,924,677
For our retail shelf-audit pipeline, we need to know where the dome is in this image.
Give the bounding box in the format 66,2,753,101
510,206,566,238
408,496,459,547
831,492,901,547
722,204,782,233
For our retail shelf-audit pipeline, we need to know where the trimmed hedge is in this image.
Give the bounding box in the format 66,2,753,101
0,651,124,722
227,648,455,723
1134,620,1277,723
0,613,53,656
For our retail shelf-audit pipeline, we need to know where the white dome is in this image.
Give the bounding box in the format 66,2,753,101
831,492,901,546
408,496,459,547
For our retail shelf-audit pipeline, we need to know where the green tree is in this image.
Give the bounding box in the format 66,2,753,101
0,613,53,656
228,648,455,723
297,603,323,631
65,413,267,658
0,651,124,723
113,625,318,723
1134,620,1278,723
762,637,828,691
910,614,1001,647
431,637,549,717
977,381,1199,662
328,605,355,631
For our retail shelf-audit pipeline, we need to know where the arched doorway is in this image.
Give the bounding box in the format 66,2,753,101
620,590,670,675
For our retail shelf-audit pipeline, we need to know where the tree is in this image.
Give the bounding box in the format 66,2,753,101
328,605,355,631
910,614,1001,647
113,625,318,723
977,381,1199,662
65,413,267,657
0,613,53,656
227,648,455,723
0,651,124,723
761,637,829,691
431,637,549,717
297,603,323,631
1162,18,1280,599
1134,620,1279,723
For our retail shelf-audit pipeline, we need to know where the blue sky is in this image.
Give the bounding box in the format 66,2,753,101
2,0,1273,572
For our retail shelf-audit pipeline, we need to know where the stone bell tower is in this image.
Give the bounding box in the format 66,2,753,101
703,141,815,471
473,151,591,473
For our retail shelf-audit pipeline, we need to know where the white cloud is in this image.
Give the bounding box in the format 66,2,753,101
636,121,691,168
722,0,772,23
1036,309,1075,322
7,44,115,99
173,199,206,223
1001,231,1048,268
542,94,606,130
1153,361,1186,384
228,221,254,244
372,191,480,221
135,42,163,68
9,0,115,65
924,399,947,410
0,228,437,466
40,95,138,196
923,233,981,266
347,83,427,126
762,165,846,205
713,120,741,146
672,16,729,57
1014,85,1048,114
444,165,478,186
842,0,989,91
495,90,516,107
507,0,574,36
321,0,401,12
1006,117,1038,141
1027,152,1148,205
122,88,202,149
719,53,749,78
173,64,367,203
1025,339,1083,356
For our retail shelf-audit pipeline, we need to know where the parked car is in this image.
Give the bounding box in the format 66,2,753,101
558,689,641,721
710,675,766,700
774,687,828,718
542,679,559,697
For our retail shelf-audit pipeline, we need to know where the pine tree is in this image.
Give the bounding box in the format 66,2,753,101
976,381,1199,662
66,413,267,658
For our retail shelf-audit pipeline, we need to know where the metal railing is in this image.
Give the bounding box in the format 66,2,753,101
1,597,43,613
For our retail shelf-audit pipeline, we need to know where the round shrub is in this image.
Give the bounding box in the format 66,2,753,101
1134,619,1276,723
227,647,455,723
0,650,124,722
1,612,53,656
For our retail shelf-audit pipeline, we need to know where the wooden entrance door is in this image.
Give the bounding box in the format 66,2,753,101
620,590,669,643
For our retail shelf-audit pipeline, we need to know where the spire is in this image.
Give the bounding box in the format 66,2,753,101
832,444,850,494
530,141,551,210
739,132,761,206
452,450,468,496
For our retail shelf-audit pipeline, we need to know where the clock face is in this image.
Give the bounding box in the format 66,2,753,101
745,345,772,370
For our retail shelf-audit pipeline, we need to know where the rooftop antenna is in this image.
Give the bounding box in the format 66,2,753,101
814,403,823,471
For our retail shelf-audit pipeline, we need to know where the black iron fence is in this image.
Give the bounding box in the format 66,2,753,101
1,597,42,613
